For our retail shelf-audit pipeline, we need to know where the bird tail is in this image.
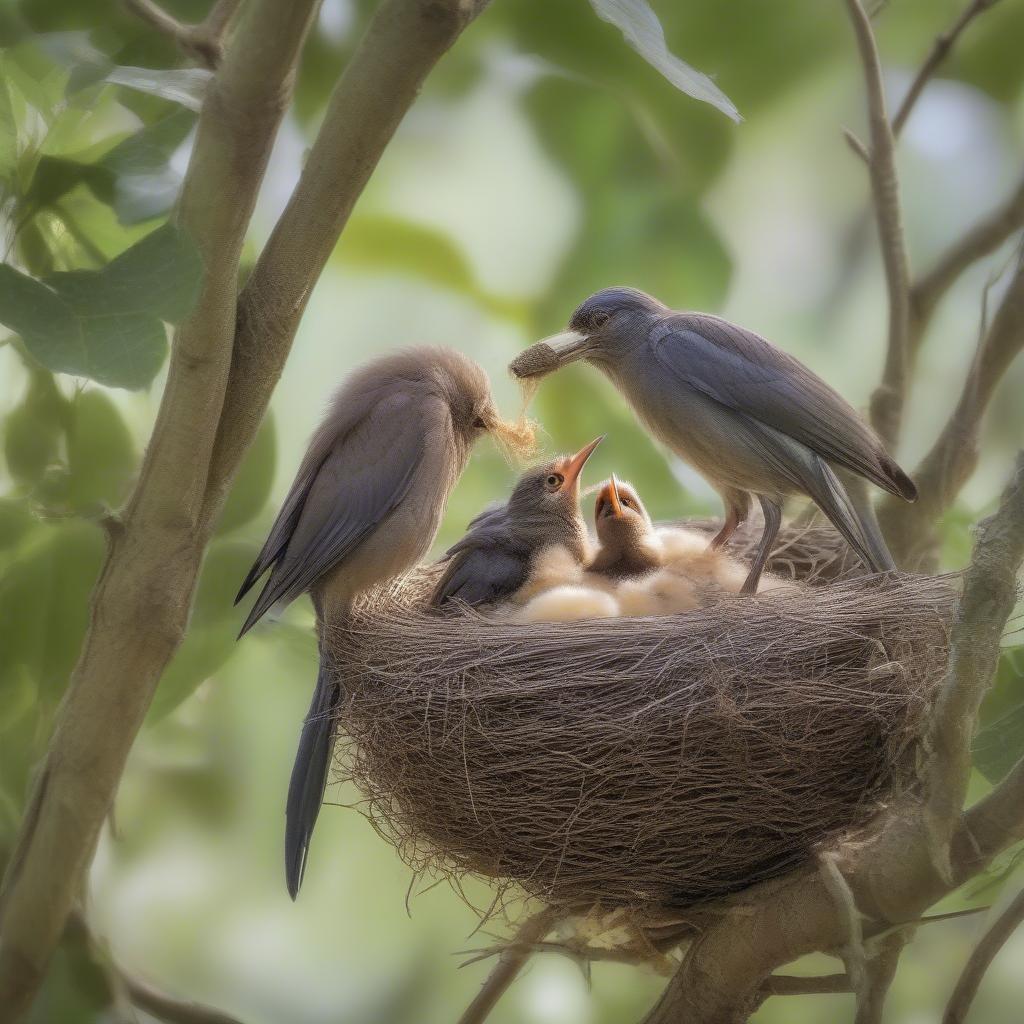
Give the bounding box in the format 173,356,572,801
879,454,918,503
804,458,896,573
285,654,341,900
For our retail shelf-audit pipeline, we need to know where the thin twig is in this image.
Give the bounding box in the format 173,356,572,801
818,852,869,1002
911,174,1024,347
943,887,1024,1024
880,258,1024,568
843,0,913,449
456,908,559,1024
760,972,852,997
125,0,242,68
891,0,1003,136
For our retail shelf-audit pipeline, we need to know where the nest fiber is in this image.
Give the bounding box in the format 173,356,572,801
327,525,953,913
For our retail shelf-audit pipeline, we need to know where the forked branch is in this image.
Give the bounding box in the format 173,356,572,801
891,0,1003,136
125,0,242,68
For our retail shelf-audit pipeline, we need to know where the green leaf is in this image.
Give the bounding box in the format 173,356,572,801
105,66,211,112
0,223,203,388
0,497,34,551
334,214,480,299
974,646,1024,783
65,389,136,509
217,414,277,535
2,370,67,485
0,520,104,699
588,0,740,122
0,664,36,733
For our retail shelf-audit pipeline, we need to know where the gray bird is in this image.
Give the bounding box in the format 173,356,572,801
236,347,505,898
512,287,917,593
589,475,661,580
431,436,603,608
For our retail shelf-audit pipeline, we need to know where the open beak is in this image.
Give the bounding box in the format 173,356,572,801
562,435,604,488
605,473,624,517
510,329,590,379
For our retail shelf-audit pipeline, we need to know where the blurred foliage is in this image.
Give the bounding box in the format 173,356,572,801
0,0,1023,1022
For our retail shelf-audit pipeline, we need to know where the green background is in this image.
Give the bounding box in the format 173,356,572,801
1,0,1023,1020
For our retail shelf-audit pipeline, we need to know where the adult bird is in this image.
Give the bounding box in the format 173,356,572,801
235,347,509,898
588,474,661,580
431,437,603,608
512,287,917,592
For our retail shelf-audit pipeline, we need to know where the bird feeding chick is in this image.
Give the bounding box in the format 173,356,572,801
430,437,603,609
515,476,793,623
235,346,528,899
511,286,917,593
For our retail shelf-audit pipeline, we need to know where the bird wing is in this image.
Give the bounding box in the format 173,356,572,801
650,314,916,500
237,391,436,635
431,512,528,608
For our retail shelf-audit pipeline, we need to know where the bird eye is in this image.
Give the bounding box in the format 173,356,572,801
545,473,564,491
591,310,610,329
472,416,487,429
622,497,634,509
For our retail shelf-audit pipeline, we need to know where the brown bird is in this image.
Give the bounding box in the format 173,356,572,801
512,287,917,593
431,437,603,608
236,347,509,898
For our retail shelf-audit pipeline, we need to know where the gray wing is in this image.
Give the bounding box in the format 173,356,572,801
431,546,528,607
237,392,437,635
651,314,916,500
431,508,528,608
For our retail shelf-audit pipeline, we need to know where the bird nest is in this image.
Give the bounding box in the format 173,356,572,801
325,523,954,916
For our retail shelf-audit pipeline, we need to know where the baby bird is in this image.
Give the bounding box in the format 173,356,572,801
588,474,662,580
431,437,603,608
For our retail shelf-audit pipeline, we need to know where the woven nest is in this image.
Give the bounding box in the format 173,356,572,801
326,523,954,915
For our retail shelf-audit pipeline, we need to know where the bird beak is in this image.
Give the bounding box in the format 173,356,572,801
606,473,624,517
562,435,604,487
509,329,590,379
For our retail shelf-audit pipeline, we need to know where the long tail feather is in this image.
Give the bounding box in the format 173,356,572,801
806,459,896,573
285,656,340,900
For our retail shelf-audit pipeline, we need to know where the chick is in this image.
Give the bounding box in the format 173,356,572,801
515,584,620,622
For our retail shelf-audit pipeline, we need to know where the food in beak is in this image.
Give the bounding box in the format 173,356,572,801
509,330,589,379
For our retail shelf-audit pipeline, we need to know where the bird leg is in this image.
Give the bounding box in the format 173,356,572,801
709,494,749,551
740,497,782,595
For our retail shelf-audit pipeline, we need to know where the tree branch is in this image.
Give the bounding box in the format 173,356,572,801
456,908,559,1024
125,0,243,68
960,754,1024,876
891,0,1002,136
925,452,1024,859
0,3,490,1020
880,263,1024,568
843,0,913,450
0,3,320,1018
855,932,905,1024
943,887,1024,1024
200,0,491,525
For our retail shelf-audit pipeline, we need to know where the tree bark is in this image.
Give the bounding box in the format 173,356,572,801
0,2,488,1019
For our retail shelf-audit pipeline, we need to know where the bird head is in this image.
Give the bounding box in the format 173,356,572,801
431,347,536,458
507,436,604,524
594,475,653,542
510,287,667,378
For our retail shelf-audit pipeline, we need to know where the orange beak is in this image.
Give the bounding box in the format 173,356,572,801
561,435,604,488
605,473,624,517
